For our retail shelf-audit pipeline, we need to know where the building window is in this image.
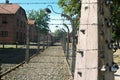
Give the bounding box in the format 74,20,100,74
16,32,19,40
24,22,26,28
23,33,25,39
20,32,22,40
0,31,8,37
21,21,22,27
17,19,19,27
19,9,21,15
2,16,8,24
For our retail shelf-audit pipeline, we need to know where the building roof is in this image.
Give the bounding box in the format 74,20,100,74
0,3,20,14
28,19,35,25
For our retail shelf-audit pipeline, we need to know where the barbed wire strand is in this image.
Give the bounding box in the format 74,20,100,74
0,2,58,4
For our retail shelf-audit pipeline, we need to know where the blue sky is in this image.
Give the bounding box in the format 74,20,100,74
0,0,62,12
0,0,71,32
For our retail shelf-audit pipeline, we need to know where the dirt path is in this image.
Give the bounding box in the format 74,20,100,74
2,43,73,80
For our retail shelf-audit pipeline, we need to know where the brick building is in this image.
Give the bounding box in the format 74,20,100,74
0,3,27,44
28,19,38,43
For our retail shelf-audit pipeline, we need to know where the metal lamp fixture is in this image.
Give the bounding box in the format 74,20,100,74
44,8,51,14
44,5,61,14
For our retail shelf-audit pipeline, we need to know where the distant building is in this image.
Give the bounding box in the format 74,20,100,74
28,19,38,43
0,2,27,44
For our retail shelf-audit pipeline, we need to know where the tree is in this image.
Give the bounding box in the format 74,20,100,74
58,0,80,31
58,0,81,17
58,0,120,40
111,0,120,40
27,9,50,50
27,9,50,34
54,29,66,41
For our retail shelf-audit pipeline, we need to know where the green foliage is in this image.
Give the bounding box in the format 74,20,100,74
54,29,66,39
58,0,120,40
112,0,120,40
58,0,81,32
27,9,50,34
58,0,81,17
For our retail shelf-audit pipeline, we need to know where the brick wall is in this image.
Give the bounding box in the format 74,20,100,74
0,8,27,44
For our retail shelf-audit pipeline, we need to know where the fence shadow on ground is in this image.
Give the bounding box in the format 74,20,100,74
0,48,38,64
114,74,120,77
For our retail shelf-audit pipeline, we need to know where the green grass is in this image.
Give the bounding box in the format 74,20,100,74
0,45,24,48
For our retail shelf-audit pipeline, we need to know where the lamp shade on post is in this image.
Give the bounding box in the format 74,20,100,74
44,8,51,14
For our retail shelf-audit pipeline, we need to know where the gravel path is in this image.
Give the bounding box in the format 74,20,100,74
0,48,37,73
2,43,73,80
115,67,120,80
